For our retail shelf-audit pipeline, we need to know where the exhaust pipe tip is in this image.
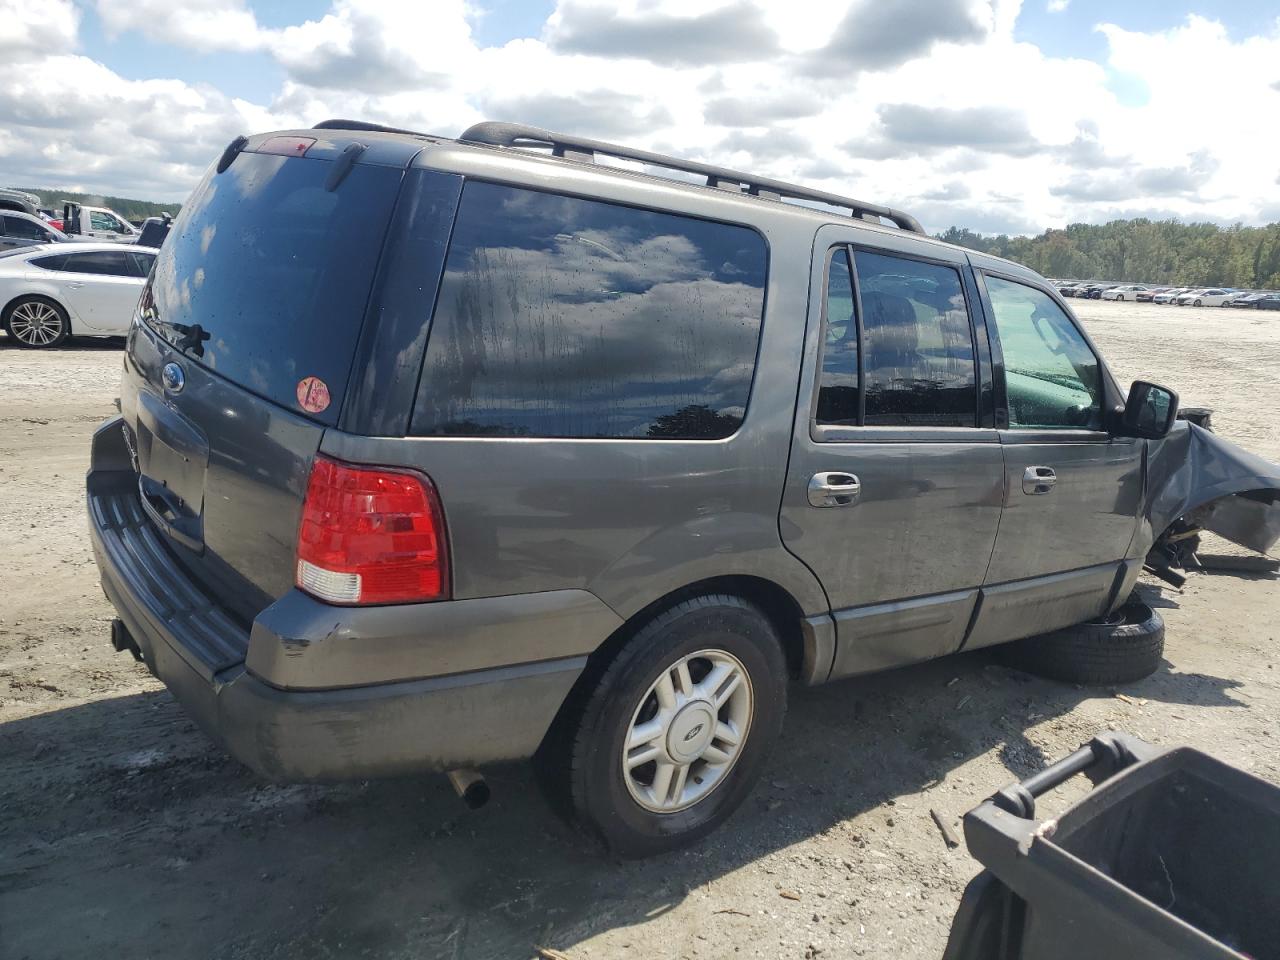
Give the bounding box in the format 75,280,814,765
446,768,490,810
110,619,143,662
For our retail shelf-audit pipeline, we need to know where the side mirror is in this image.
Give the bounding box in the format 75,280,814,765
1118,380,1179,439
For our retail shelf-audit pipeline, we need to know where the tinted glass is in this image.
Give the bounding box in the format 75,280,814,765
63,251,133,276
143,153,402,424
412,182,768,439
28,254,67,269
985,276,1103,429
816,248,858,424
125,251,155,278
855,250,976,427
4,216,47,240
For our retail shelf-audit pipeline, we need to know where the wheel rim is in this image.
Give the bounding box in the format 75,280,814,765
621,648,753,814
9,301,63,346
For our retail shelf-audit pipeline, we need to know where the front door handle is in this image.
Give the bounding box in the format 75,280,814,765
1023,466,1058,495
808,471,861,508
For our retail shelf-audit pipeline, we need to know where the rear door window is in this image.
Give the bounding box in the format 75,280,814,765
62,251,134,276
142,152,403,424
817,248,978,428
411,182,768,439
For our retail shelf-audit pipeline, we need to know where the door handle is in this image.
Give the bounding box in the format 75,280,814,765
808,471,861,508
1023,466,1058,495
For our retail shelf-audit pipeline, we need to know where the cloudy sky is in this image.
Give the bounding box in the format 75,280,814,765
2,0,1278,234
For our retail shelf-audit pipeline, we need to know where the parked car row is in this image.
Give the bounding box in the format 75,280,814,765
1052,279,1280,309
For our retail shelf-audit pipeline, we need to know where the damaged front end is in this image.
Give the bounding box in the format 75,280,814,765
1141,418,1280,584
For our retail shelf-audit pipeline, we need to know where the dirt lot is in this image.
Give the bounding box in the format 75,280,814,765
2,301,1278,960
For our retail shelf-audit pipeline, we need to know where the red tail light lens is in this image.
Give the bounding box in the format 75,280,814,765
295,456,449,605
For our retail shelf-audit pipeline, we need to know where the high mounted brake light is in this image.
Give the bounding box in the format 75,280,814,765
295,456,449,605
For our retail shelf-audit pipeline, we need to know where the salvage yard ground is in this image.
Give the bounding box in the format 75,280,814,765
2,300,1279,960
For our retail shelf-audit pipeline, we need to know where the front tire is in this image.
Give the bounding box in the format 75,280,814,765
554,594,787,857
4,297,69,348
1115,294,1124,301
1194,299,1203,307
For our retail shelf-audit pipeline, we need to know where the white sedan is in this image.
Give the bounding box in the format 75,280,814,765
1175,288,1233,307
0,243,157,348
1101,284,1148,301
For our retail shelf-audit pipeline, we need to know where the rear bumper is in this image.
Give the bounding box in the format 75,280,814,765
88,416,615,780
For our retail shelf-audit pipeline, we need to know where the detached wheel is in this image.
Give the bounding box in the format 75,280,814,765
1002,598,1164,686
4,297,69,348
550,594,787,858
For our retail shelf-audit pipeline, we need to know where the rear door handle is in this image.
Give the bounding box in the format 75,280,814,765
1023,466,1057,495
808,472,861,508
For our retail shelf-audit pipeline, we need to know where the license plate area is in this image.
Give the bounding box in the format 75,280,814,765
134,390,209,553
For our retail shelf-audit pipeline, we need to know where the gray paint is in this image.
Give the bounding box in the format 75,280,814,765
86,123,1280,782
248,587,622,689
986,433,1143,583
964,562,1119,651
828,589,978,679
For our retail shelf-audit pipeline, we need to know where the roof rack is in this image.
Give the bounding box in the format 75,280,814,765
458,121,926,235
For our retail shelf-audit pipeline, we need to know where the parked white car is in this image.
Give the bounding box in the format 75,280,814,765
1176,288,1232,307
1101,284,1148,301
0,243,157,347
1153,288,1188,304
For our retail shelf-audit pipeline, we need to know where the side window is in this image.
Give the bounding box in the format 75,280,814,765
88,209,122,231
30,254,67,271
816,249,858,424
985,275,1103,430
856,250,977,427
126,252,155,278
63,252,131,276
4,216,47,240
411,182,768,440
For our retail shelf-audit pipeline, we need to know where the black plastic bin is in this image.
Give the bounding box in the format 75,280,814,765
944,732,1280,960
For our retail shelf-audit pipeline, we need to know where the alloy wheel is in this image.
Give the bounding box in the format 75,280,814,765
9,301,64,346
621,648,753,813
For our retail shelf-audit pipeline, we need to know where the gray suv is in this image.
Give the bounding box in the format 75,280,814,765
88,121,1280,856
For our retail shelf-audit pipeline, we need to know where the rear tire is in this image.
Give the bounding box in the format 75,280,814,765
4,296,69,348
544,594,787,858
1001,598,1164,686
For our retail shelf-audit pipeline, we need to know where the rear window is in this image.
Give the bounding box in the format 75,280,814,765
142,151,402,423
410,182,768,439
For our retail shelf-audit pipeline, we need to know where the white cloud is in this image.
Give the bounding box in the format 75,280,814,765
0,0,1277,234
0,0,79,59
95,0,265,53
1047,0,1069,13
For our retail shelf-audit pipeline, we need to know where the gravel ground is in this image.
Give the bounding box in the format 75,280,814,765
1,300,1278,960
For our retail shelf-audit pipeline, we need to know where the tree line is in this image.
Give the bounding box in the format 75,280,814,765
937,219,1280,289
13,187,178,223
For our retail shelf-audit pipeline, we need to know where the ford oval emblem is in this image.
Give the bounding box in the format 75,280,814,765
161,362,185,394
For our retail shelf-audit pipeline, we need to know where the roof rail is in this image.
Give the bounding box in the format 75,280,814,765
458,121,926,235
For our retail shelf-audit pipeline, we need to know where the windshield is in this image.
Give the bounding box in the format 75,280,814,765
141,151,402,424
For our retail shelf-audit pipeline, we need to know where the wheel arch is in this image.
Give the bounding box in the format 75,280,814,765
3,291,77,336
540,574,813,762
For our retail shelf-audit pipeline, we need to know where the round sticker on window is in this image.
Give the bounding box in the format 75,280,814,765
296,376,331,414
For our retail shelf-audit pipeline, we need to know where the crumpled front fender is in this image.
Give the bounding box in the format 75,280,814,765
1139,421,1280,556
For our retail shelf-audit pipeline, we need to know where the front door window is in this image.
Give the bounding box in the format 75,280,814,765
985,276,1103,430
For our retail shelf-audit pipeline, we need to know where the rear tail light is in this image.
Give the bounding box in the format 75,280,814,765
295,456,449,605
